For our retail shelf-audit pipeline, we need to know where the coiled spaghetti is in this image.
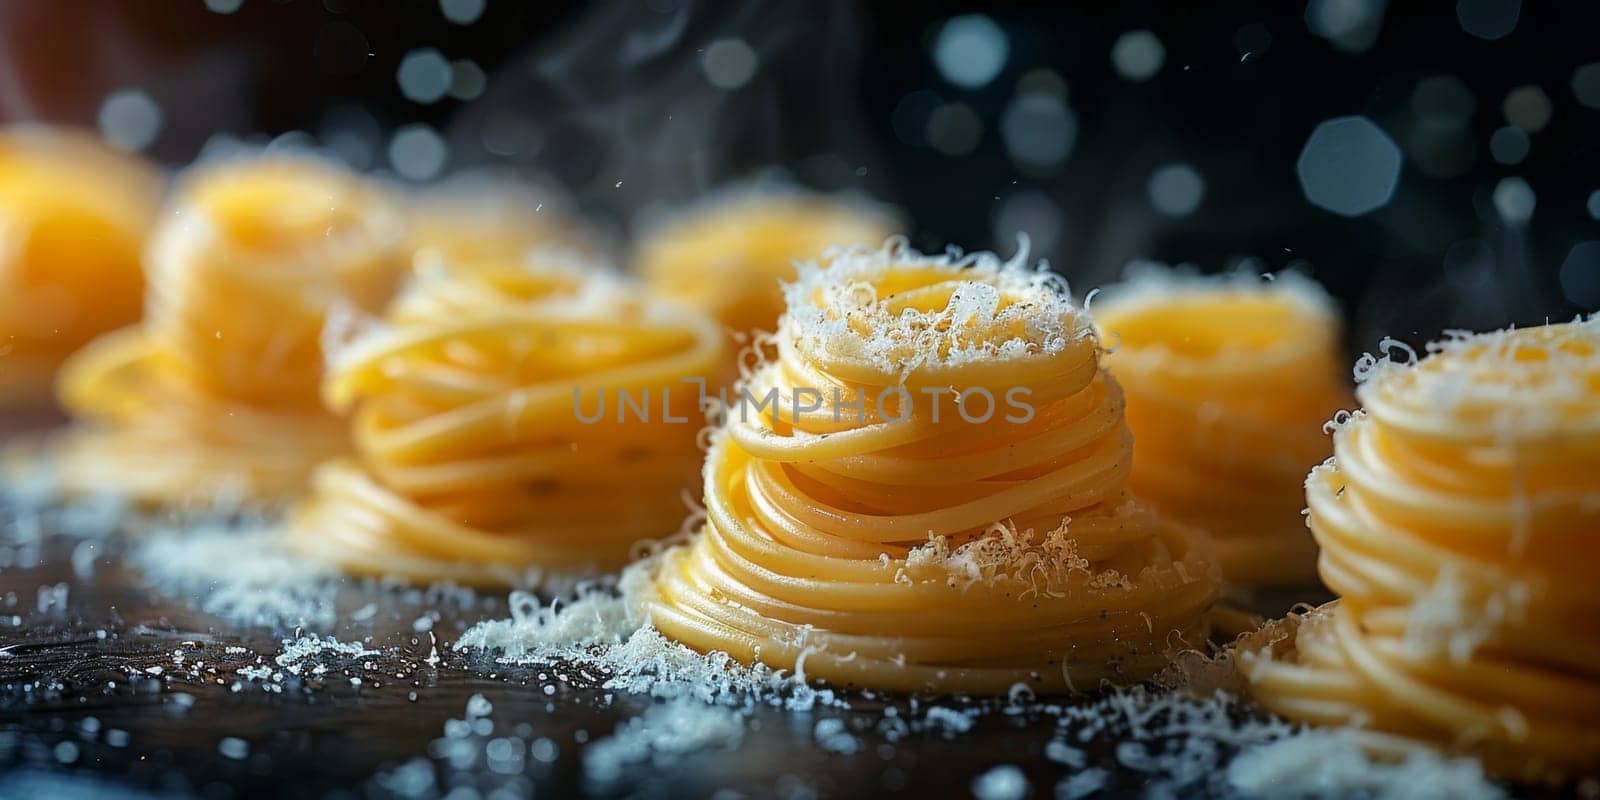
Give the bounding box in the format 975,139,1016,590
1094,269,1348,586
410,174,598,264
0,127,162,410
1239,319,1600,783
637,190,899,340
644,243,1220,694
285,257,727,585
55,154,408,505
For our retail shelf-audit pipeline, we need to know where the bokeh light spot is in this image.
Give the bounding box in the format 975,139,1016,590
1406,121,1477,179
1488,126,1529,165
1407,75,1477,178
1305,0,1386,53
1587,190,1600,221
702,38,759,90
1147,164,1205,217
1297,116,1402,217
1455,0,1520,40
1491,176,1535,224
1411,75,1476,124
926,103,983,156
1572,63,1600,109
397,48,451,104
319,105,381,170
439,0,485,25
933,15,1009,89
1000,92,1077,174
449,59,486,101
1110,30,1165,82
204,0,245,13
992,190,1063,257
97,89,163,152
1016,68,1068,98
891,90,942,147
480,110,539,158
1560,242,1600,307
1502,85,1552,132
389,124,448,181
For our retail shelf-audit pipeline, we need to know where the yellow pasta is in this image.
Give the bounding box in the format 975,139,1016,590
285,257,727,585
1239,318,1600,783
637,190,899,340
1094,269,1348,586
410,174,599,264
0,127,162,410
54,154,408,505
643,243,1221,694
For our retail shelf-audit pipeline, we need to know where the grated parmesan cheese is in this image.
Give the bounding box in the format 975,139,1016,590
781,238,1087,379
970,764,1029,800
456,561,846,712
1227,729,1506,799
130,525,339,629
583,699,746,787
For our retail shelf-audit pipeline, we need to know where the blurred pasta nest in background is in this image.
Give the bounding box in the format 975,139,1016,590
409,171,601,265
54,152,409,506
1094,267,1349,588
286,254,727,586
637,189,900,342
0,126,162,410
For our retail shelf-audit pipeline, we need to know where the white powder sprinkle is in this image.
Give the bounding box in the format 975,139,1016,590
1227,729,1506,800
970,764,1029,800
812,718,860,755
130,526,338,629
217,737,250,760
583,699,746,787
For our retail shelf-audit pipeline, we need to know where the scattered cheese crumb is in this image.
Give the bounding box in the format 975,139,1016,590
1227,729,1506,800
970,764,1030,800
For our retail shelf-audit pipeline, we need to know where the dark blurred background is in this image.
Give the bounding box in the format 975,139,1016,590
2,0,1597,352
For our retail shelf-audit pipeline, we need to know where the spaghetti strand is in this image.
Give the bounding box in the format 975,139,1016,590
286,257,728,585
638,189,899,342
644,243,1221,694
1094,268,1349,587
54,153,408,505
1239,318,1600,783
0,127,161,410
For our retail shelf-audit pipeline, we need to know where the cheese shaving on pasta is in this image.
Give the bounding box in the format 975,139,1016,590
637,188,899,341
1239,317,1600,784
642,242,1220,693
54,153,408,506
285,256,727,585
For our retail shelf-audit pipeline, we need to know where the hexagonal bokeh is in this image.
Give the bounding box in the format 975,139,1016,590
1559,241,1600,307
1296,115,1404,217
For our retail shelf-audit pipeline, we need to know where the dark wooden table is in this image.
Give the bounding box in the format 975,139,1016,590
0,418,1366,800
